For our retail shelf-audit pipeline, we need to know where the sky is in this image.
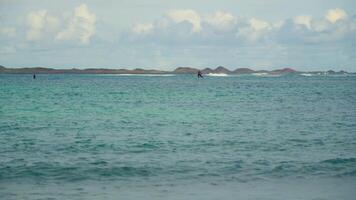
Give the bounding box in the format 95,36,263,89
0,0,355,71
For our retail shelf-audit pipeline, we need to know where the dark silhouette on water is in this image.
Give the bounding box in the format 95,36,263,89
197,70,203,78
33,74,36,79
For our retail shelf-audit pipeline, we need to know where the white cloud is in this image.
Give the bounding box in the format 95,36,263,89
0,27,16,37
325,8,347,23
26,10,59,41
206,11,235,31
311,20,329,32
294,15,312,29
166,9,201,33
249,18,271,31
237,18,271,42
276,10,356,44
132,23,153,34
56,4,96,44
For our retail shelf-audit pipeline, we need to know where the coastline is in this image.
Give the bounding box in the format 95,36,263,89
0,65,353,75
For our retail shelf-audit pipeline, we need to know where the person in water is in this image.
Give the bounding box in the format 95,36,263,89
33,74,36,79
197,70,203,78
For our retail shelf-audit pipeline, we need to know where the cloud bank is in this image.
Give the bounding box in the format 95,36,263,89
129,8,356,46
5,6,355,47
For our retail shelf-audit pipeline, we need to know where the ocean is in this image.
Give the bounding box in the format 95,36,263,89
1,74,356,200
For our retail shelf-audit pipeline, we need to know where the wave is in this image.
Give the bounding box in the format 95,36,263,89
299,73,353,77
2,157,356,182
113,74,175,77
0,163,160,180
252,73,281,77
206,73,229,77
300,73,314,77
96,74,175,77
320,158,356,165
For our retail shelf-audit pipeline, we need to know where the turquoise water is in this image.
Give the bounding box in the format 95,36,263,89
1,74,356,199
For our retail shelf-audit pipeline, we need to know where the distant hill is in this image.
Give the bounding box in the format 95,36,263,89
173,67,199,74
201,68,214,74
174,66,233,74
0,66,167,74
0,65,352,75
232,68,255,74
271,68,296,74
214,66,231,74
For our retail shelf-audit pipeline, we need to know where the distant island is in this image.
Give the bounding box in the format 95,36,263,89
0,65,353,75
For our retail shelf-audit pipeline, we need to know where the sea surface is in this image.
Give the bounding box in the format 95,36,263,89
0,74,356,200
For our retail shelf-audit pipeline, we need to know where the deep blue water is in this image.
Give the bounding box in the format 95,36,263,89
1,74,356,199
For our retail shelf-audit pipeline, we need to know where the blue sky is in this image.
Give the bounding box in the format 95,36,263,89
0,0,355,71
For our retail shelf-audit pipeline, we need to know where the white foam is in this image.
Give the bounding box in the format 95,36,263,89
252,73,281,77
300,73,313,77
206,73,229,77
252,73,269,76
112,74,175,77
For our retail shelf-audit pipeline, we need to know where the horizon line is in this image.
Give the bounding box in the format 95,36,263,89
1,65,355,73
1,65,355,72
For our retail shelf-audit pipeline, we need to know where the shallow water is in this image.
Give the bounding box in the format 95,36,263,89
1,74,356,199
